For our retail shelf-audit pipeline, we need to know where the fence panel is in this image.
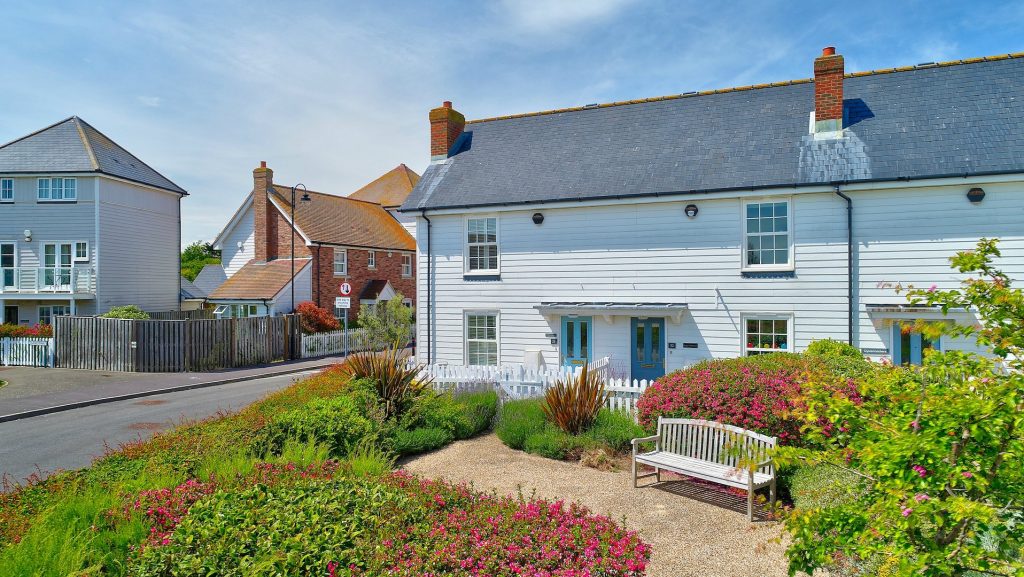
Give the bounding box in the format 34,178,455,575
0,337,54,367
148,309,214,321
54,315,298,372
188,318,233,371
135,320,186,372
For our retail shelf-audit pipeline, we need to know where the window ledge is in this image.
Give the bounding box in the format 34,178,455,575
741,269,795,279
464,273,501,282
37,200,78,204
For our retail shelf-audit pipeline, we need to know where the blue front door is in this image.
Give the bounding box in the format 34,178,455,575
561,316,592,367
631,317,666,381
893,325,940,366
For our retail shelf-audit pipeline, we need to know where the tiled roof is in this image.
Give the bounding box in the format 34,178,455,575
209,258,310,300
347,164,420,207
273,186,415,251
402,54,1024,212
0,117,187,194
359,279,390,299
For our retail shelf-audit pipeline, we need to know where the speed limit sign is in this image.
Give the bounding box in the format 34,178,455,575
339,282,352,296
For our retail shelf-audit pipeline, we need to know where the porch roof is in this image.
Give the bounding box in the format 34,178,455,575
535,302,688,322
864,303,968,314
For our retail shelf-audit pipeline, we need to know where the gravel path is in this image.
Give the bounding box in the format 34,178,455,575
403,434,792,577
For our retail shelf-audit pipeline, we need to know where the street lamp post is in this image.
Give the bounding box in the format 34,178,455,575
290,183,311,313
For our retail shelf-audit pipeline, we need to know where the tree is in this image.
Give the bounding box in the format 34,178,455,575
181,241,220,281
778,238,1024,577
356,294,413,351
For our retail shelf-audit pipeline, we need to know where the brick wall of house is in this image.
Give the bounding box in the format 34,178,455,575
310,245,416,316
267,206,310,261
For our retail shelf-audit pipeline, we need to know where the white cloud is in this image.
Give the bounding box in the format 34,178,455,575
137,96,161,107
498,0,638,34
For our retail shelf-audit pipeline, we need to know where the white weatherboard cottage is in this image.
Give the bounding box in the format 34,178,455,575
401,48,1024,381
0,117,186,325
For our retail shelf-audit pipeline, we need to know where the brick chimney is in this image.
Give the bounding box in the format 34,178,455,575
253,161,274,262
429,101,465,160
813,46,844,133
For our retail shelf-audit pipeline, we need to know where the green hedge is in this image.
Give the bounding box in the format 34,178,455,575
496,398,642,460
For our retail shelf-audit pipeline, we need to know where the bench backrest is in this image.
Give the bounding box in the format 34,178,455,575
656,417,776,474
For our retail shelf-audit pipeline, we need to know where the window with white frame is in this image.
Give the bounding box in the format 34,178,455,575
401,253,413,277
37,177,77,201
367,250,376,269
466,217,498,273
465,312,498,366
0,178,12,201
744,200,790,268
333,249,347,276
39,305,71,326
402,298,412,308
74,241,89,262
743,316,791,355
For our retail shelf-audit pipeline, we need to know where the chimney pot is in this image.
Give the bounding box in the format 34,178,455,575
822,46,836,56
260,160,267,168
443,101,452,108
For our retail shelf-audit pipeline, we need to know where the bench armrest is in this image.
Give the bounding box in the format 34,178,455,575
631,435,660,455
752,458,775,473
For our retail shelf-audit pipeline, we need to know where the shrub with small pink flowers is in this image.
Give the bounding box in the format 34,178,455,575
130,471,651,577
636,353,863,446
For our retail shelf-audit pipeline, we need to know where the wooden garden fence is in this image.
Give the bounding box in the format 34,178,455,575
53,315,301,372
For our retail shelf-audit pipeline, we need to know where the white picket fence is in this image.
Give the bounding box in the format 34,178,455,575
300,329,367,358
415,356,651,414
1,337,54,367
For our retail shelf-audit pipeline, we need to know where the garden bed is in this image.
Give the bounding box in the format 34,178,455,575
405,434,790,577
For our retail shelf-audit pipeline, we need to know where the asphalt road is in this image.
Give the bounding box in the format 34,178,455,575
0,370,318,485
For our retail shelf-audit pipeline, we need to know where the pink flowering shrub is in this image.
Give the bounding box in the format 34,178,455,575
130,470,651,577
0,323,52,338
637,354,864,445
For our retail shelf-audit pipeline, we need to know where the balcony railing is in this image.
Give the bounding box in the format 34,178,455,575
0,267,96,294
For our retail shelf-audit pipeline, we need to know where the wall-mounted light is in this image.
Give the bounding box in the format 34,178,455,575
23,229,31,242
684,204,699,218
237,240,244,250
532,212,544,225
966,187,985,204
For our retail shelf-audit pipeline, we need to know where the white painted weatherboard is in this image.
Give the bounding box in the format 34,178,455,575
415,178,1024,376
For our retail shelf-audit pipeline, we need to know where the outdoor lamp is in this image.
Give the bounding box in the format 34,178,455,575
23,229,31,242
966,187,985,203
684,204,699,218
532,212,544,225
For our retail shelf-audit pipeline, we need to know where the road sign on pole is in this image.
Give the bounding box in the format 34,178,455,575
339,282,352,296
334,297,351,309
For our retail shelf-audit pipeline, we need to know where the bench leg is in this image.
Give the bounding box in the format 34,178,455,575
770,477,777,509
632,458,638,488
656,467,661,483
747,477,755,522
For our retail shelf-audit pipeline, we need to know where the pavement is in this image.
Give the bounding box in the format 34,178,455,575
0,370,318,485
0,355,346,422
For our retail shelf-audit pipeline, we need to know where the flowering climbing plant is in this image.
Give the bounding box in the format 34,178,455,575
777,239,1024,576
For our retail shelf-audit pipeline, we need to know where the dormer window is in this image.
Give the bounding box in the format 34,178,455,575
38,177,77,201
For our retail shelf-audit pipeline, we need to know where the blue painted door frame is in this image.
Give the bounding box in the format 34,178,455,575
561,316,592,367
631,317,666,381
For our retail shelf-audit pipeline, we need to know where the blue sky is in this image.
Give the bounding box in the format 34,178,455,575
2,0,1021,244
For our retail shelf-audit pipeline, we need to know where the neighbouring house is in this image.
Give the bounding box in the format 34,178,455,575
209,162,416,318
401,48,1024,378
192,263,227,296
0,117,186,326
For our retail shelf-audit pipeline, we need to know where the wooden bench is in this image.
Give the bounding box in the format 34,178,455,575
631,417,777,521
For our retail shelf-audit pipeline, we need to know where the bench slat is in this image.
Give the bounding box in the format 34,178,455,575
636,451,773,489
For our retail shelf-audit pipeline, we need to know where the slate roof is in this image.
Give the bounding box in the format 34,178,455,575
359,279,391,299
402,54,1024,212
0,117,186,194
192,264,227,295
347,164,420,207
272,186,415,251
209,258,310,300
180,276,207,300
